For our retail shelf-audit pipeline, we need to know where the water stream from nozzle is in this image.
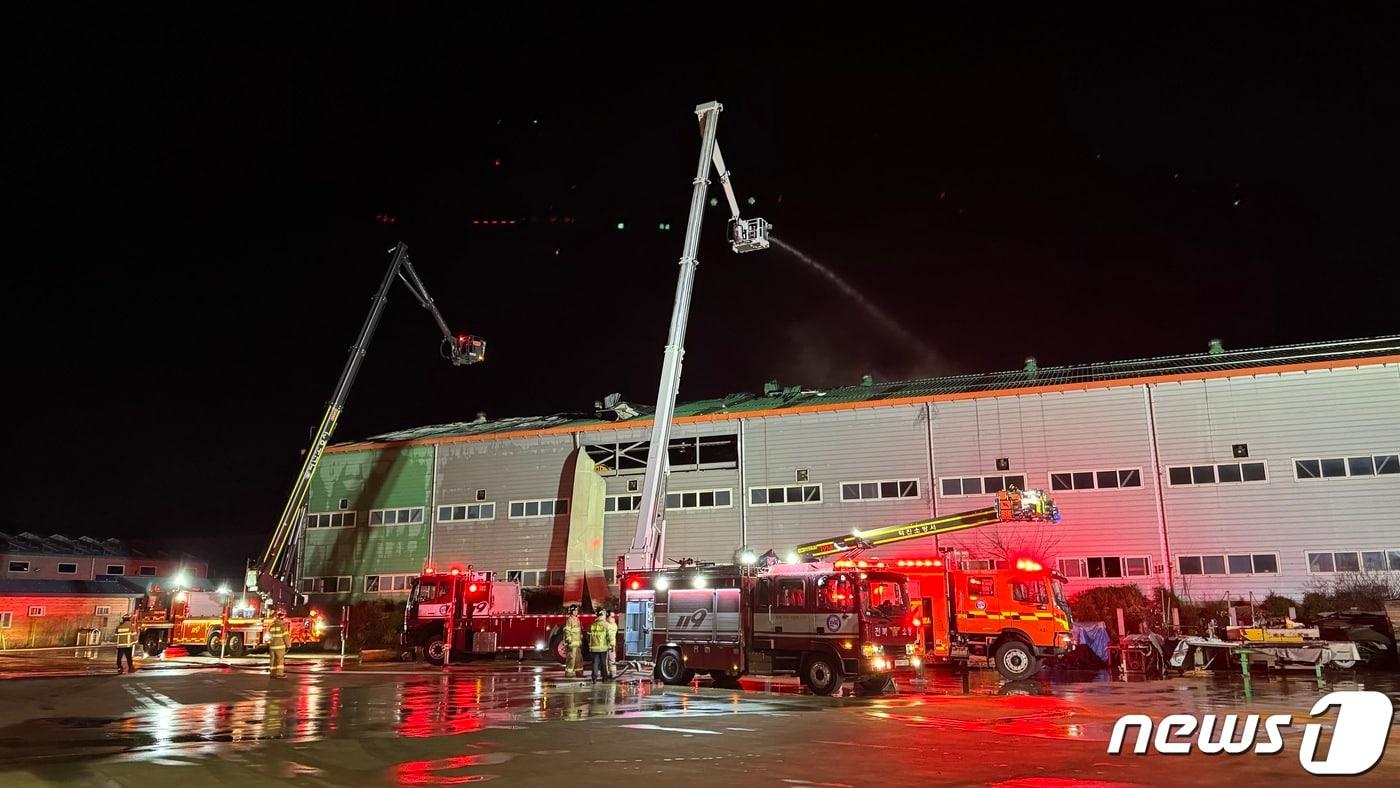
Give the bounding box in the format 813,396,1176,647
769,236,939,365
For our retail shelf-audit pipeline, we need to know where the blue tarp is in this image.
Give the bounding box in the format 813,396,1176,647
1073,621,1110,663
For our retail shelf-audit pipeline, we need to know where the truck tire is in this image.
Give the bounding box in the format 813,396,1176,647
425,635,448,666
205,630,223,655
226,632,246,658
655,649,693,685
142,631,165,657
549,631,567,663
994,640,1039,680
802,653,843,695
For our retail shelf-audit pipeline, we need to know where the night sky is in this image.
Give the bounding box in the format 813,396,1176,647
10,8,1399,577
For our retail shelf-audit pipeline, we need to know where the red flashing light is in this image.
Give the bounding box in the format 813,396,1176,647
630,580,641,591
932,559,943,567
912,617,923,627
467,583,478,593
450,568,461,576
425,567,435,575
856,560,868,568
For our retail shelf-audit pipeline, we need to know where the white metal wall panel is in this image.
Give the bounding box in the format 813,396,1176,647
1152,364,1400,598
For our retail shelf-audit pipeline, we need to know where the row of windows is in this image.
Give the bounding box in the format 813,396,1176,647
666,489,732,510
508,498,569,519
1295,454,1399,480
308,511,357,529
299,576,352,593
364,574,416,593
750,483,823,506
1050,468,1144,492
1179,554,1278,575
841,479,919,502
371,507,424,526
7,561,159,576
1307,550,1400,573
437,503,496,522
1168,462,1268,486
505,568,616,588
1057,556,1152,579
942,475,1025,498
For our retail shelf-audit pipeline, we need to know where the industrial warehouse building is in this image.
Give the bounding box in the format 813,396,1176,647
299,336,1399,606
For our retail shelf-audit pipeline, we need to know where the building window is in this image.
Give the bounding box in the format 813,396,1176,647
308,511,357,529
508,499,570,519
1049,468,1143,492
1308,550,1399,573
605,494,643,514
963,559,1001,571
604,568,615,584
27,606,45,617
364,574,414,593
58,563,78,575
1179,554,1277,575
1295,454,1400,480
369,507,423,526
105,565,125,576
749,483,822,506
584,434,739,476
298,576,352,593
0,612,10,628
1166,461,1268,486
1059,556,1150,579
841,479,920,502
437,503,496,522
506,569,567,588
7,561,28,573
94,605,112,616
941,475,1025,497
664,489,733,510
138,566,157,576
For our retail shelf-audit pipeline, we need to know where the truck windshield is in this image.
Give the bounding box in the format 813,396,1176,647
861,574,909,618
412,579,446,603
1052,579,1071,621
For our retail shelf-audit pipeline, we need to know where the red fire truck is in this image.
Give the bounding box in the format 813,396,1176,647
402,567,597,665
619,560,917,695
135,585,326,657
795,488,1072,680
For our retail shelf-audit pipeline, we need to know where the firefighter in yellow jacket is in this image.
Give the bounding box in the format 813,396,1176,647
563,605,583,677
114,613,137,674
588,611,611,683
267,608,290,679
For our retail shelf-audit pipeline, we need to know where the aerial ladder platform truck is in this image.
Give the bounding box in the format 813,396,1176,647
793,487,1073,680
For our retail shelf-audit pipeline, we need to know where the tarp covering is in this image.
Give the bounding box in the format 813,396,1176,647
1073,621,1110,662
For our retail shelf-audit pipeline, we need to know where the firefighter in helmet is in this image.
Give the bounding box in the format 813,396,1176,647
267,608,290,679
602,609,619,678
563,605,583,678
588,609,611,683
114,613,137,674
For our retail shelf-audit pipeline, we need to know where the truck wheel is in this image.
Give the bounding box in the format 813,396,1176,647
226,632,246,658
205,630,223,655
802,654,843,695
425,635,447,666
549,632,567,663
142,631,165,657
1331,657,1357,669
994,640,1039,680
655,649,690,685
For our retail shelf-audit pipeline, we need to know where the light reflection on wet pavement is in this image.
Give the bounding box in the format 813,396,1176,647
0,659,1397,785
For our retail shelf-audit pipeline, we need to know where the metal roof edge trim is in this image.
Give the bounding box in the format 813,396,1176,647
325,354,1400,454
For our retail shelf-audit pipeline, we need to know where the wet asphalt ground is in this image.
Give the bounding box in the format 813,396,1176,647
1,649,1399,786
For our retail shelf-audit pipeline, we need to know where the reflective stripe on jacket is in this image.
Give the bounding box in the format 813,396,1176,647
267,623,290,649
564,617,582,647
115,624,137,647
603,619,618,646
587,619,609,652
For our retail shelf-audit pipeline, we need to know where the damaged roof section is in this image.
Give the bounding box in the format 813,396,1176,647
346,334,1400,447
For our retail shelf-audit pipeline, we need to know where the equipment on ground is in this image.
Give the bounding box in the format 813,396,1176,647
625,100,771,574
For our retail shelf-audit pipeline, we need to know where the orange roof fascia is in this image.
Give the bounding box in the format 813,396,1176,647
326,355,1400,454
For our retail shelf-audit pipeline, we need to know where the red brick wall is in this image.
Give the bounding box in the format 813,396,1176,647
0,594,137,648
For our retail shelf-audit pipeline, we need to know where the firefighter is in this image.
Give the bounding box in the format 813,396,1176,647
588,609,611,683
563,605,583,677
602,609,619,678
267,608,290,679
114,613,137,674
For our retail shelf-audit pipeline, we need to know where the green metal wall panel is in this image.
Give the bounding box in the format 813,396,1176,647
299,445,433,602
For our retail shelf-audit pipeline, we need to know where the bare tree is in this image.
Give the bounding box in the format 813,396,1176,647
976,521,1063,568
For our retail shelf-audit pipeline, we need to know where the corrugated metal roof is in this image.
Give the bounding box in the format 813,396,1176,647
0,577,147,596
0,532,189,560
354,334,1400,445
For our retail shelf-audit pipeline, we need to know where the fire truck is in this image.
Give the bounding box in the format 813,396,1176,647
402,567,598,665
134,584,326,657
794,487,1072,680
619,560,917,695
